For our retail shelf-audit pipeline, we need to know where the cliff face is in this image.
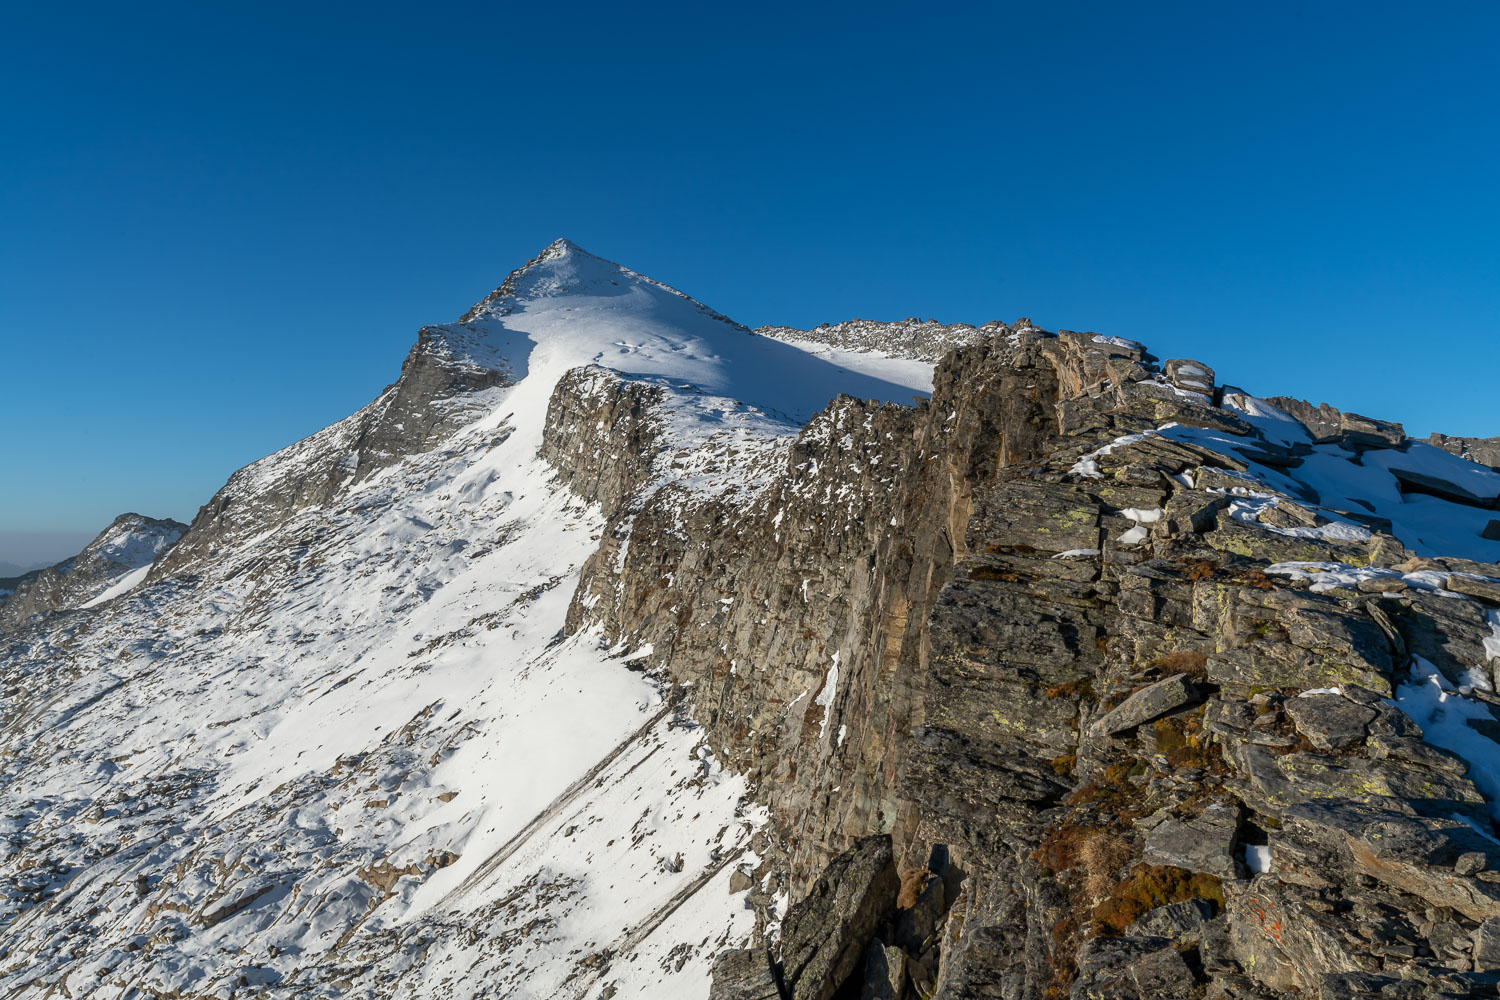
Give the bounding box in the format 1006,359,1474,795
544,325,1500,999
7,242,1500,1000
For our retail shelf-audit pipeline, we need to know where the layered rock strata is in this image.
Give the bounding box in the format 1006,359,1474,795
546,327,1500,999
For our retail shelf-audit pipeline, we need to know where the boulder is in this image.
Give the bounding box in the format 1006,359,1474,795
779,834,898,1000
1165,358,1216,397
1090,674,1195,737
1144,801,1240,878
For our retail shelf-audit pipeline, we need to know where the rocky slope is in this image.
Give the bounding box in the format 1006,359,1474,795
5,242,1500,1000
0,513,186,629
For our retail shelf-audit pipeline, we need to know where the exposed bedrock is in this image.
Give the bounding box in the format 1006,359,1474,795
542,325,1500,999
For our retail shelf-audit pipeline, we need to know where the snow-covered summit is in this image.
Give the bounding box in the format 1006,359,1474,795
429,238,926,427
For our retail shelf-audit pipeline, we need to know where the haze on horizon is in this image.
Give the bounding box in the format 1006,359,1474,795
2,1,1497,567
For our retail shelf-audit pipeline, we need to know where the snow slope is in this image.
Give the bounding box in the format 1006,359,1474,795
0,240,932,999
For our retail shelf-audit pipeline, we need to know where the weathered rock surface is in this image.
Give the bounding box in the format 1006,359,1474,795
555,319,1500,999
1431,432,1500,471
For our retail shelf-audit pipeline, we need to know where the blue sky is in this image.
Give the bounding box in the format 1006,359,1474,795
2,1,1497,565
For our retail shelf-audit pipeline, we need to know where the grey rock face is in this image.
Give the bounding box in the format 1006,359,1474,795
778,835,898,1000
544,316,1500,1000
1144,802,1241,878
1430,432,1500,471
17,256,1500,998
754,316,1019,362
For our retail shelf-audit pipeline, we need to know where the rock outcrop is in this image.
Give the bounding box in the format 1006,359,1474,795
542,324,1500,998
1431,432,1500,472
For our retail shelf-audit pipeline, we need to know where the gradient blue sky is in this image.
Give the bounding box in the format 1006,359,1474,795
2,1,1497,565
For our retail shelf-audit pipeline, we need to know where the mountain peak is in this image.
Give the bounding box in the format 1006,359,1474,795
538,236,585,259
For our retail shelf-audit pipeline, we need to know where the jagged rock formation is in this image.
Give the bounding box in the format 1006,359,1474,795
0,513,185,629
5,240,1500,1000
547,326,1500,998
1431,433,1500,473
755,317,1010,362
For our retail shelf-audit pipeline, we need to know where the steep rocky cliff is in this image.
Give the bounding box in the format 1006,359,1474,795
5,242,1500,1000
546,323,1500,999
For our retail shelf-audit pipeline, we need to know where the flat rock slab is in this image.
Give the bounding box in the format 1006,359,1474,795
1284,692,1377,750
1448,574,1500,605
1144,801,1240,878
1091,673,1194,737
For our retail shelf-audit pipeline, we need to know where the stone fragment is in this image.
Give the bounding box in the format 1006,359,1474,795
708,948,782,1000
1129,944,1196,997
1165,358,1216,396
1484,519,1500,541
1258,500,1327,529
1475,917,1500,973
1457,852,1489,876
1127,898,1216,942
1090,673,1194,737
1283,693,1376,751
1144,801,1240,878
1340,412,1406,448
779,834,898,1000
1447,574,1500,605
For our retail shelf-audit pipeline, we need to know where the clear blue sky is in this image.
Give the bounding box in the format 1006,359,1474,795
2,1,1497,566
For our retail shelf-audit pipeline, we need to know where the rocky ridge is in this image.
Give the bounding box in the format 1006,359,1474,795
545,324,1500,998
4,243,1500,1000
0,513,186,630
755,317,1009,363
